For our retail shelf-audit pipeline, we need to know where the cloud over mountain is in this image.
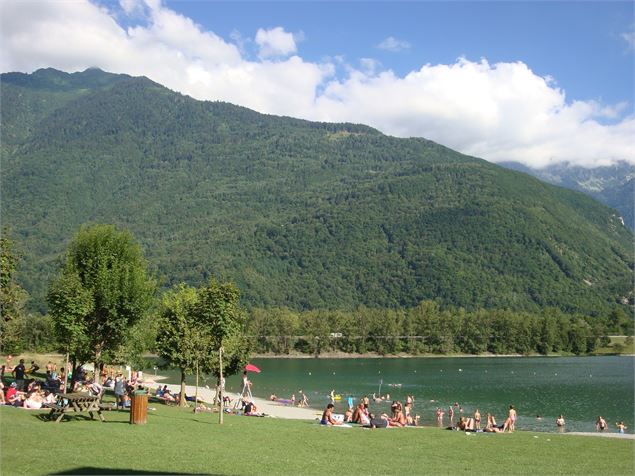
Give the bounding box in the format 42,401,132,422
1,0,632,168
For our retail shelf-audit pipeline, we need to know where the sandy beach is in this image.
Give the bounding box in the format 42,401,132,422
564,432,635,440
141,376,319,420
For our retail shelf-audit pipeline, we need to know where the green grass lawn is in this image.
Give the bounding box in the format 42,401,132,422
594,336,635,355
1,399,633,476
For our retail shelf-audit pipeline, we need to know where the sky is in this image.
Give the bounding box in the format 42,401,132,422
1,0,634,168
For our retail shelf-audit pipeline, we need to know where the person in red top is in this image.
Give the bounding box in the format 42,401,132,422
6,382,25,406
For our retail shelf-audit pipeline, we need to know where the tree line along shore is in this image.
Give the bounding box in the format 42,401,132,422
1,224,632,385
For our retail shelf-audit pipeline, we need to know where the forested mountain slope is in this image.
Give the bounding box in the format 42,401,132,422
1,68,632,315
500,161,635,231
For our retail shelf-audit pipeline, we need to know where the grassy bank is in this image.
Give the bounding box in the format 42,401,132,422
1,400,633,475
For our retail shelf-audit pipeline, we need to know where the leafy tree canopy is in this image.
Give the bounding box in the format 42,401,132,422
47,224,155,368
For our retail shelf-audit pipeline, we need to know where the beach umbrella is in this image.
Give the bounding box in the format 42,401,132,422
245,363,261,373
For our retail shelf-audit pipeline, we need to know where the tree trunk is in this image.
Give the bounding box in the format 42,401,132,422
219,346,224,425
179,368,188,407
193,361,199,413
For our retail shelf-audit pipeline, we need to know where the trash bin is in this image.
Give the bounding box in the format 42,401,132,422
130,390,148,425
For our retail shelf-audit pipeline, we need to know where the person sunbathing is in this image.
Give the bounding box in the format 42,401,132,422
457,416,476,431
320,403,342,425
366,413,389,428
352,403,368,424
244,401,263,416
484,413,503,433
23,390,44,409
388,409,407,427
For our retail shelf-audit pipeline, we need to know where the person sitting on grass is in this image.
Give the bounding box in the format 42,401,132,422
23,388,44,409
244,401,263,416
352,402,369,424
344,406,353,423
6,382,25,407
365,413,389,429
484,413,503,433
162,389,176,403
406,414,420,426
320,403,342,425
457,416,476,431
388,408,407,427
195,403,214,413
43,390,56,405
121,393,131,408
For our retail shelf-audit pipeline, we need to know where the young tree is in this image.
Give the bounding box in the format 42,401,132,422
0,234,29,353
47,224,155,375
156,284,201,407
194,279,250,380
156,279,250,407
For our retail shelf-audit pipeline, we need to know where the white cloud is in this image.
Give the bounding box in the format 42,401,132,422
1,0,633,169
622,29,635,50
377,36,411,52
255,26,297,58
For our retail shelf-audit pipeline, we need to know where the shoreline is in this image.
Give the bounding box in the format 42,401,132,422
253,352,635,359
138,376,634,437
140,376,319,420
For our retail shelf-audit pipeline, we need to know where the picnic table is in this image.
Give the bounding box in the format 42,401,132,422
44,393,105,423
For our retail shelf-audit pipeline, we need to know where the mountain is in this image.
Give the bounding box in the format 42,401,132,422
1,68,633,315
500,161,634,231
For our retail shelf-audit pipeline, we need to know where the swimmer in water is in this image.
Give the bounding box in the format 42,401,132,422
436,407,445,427
556,415,565,431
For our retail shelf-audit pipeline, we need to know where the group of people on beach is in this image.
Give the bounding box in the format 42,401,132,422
321,394,420,428
432,402,517,433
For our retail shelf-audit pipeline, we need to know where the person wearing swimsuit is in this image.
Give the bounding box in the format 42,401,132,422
474,409,481,430
321,403,341,425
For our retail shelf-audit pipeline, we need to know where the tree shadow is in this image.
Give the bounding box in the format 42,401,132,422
33,412,129,423
51,468,219,475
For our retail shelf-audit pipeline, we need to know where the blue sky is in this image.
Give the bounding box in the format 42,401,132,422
2,0,634,167
162,1,634,106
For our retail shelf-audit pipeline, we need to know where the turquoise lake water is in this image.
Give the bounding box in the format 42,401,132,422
152,356,634,434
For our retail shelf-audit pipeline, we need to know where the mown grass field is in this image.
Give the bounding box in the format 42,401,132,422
1,398,633,476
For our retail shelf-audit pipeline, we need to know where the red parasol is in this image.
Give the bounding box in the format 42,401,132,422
245,363,261,373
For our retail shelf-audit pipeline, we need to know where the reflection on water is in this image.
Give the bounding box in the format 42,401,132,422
152,356,634,434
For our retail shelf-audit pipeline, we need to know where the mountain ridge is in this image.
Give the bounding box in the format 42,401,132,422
1,68,632,315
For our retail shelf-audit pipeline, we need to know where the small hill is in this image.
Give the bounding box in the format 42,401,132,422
1,68,632,315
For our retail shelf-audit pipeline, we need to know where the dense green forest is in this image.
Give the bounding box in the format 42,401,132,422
247,304,633,356
1,68,633,317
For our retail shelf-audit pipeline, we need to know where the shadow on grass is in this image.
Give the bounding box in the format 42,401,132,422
33,412,131,423
51,468,218,475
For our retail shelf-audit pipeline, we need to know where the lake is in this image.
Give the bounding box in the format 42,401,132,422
151,356,634,434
